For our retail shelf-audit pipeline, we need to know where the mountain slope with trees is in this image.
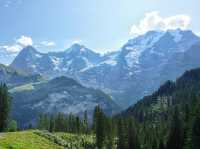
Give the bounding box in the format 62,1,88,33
10,76,119,127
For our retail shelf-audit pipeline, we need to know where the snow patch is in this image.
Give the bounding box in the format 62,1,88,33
125,48,140,67
51,57,63,70
35,54,42,58
169,30,183,43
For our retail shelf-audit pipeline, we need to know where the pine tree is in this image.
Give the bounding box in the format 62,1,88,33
191,101,200,149
191,115,200,149
49,115,55,132
95,105,106,149
83,110,89,134
105,117,115,149
75,116,81,134
127,118,140,149
117,118,127,149
166,107,184,149
0,84,11,132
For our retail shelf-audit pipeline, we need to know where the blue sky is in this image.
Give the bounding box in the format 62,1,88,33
0,0,199,53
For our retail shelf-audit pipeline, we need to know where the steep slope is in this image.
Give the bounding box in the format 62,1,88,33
0,63,42,87
10,76,119,127
121,68,200,121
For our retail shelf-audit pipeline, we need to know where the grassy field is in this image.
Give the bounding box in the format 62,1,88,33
0,131,63,149
0,130,95,149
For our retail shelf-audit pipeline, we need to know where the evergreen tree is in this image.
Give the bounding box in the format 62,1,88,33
191,115,200,149
166,107,184,149
127,118,140,149
83,110,89,134
75,116,81,134
95,105,106,149
49,115,55,132
117,118,127,149
191,102,200,149
0,84,11,132
105,118,115,149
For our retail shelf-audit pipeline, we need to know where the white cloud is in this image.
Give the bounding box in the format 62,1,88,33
16,35,33,47
130,11,191,36
0,45,21,53
0,35,33,53
41,41,56,47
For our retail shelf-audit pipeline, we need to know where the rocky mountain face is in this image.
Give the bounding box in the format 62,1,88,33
10,29,200,108
10,76,119,127
0,63,42,87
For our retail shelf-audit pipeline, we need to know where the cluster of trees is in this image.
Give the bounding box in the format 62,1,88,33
93,98,200,149
0,83,17,132
37,111,89,134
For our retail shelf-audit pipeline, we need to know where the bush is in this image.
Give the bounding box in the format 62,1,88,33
7,120,17,132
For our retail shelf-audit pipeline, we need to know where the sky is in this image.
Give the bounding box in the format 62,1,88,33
0,0,199,55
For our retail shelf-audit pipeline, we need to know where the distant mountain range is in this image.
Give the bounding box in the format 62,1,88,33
9,29,200,108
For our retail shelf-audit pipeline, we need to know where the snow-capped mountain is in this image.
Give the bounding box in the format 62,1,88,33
78,29,200,107
10,44,103,78
10,29,200,108
10,76,119,126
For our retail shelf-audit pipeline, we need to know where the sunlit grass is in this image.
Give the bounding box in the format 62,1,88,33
0,131,63,149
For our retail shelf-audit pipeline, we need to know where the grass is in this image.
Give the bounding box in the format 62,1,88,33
0,130,95,149
0,131,63,149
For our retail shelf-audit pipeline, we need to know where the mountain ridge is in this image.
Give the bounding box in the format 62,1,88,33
9,29,200,108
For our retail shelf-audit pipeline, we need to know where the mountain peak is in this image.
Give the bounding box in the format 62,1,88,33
70,43,85,49
20,46,40,55
65,43,88,55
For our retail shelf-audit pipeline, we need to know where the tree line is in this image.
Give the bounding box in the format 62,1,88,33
0,83,17,132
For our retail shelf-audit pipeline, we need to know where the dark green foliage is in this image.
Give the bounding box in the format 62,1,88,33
192,115,200,149
93,105,106,149
117,118,127,149
118,68,200,149
191,102,200,149
127,118,140,149
0,83,11,132
83,111,89,134
166,107,184,149
49,115,55,133
159,139,165,149
37,112,89,135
